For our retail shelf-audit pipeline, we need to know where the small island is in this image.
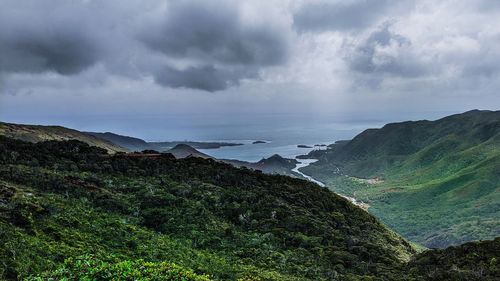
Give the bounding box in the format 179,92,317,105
297,144,312,148
252,140,267,144
150,141,244,150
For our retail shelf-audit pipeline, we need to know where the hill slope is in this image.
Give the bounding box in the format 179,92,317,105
86,131,243,151
406,237,499,281
301,110,500,248
0,136,416,280
0,122,127,153
166,144,213,159
224,154,299,177
86,131,153,151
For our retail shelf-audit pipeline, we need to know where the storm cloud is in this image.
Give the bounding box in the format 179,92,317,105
143,1,288,66
155,65,258,92
0,0,290,91
1,0,500,133
141,0,290,91
0,0,101,75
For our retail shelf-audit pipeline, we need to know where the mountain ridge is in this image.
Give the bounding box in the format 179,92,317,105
300,109,500,248
0,122,127,153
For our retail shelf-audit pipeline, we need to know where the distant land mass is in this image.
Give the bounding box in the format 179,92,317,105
85,132,301,177
224,154,298,177
84,131,150,151
161,144,299,176
297,144,312,148
86,131,243,151
300,109,500,248
149,141,243,151
165,144,213,159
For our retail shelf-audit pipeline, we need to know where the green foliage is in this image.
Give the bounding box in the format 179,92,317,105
1,135,497,281
0,136,415,280
301,110,500,248
27,255,211,280
406,237,500,280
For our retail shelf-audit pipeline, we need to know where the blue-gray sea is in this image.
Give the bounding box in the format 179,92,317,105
191,122,381,162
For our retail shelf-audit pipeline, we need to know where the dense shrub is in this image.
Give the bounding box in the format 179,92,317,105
28,255,211,281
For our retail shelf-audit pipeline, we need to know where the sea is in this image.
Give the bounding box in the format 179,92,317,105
189,122,382,162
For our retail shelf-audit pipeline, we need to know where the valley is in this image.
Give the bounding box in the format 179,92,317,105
299,110,500,248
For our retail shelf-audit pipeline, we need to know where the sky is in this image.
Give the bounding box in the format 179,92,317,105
1,0,499,140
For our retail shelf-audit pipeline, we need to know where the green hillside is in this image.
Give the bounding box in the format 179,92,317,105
0,122,127,153
406,237,499,281
301,110,500,248
0,136,416,280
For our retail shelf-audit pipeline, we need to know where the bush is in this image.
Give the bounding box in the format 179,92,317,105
28,255,211,281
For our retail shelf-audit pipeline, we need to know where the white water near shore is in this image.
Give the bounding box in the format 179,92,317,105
291,159,326,187
292,158,369,210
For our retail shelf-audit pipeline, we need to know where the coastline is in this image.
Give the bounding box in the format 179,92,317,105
292,158,369,210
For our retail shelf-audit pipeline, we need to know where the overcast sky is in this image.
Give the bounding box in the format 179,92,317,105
1,0,499,140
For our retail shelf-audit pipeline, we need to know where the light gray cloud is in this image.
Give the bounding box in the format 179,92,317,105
293,0,398,32
346,23,427,78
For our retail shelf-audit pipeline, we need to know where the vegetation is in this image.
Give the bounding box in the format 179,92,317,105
407,237,500,281
27,256,210,281
0,136,498,280
0,136,418,280
0,122,127,153
301,110,500,248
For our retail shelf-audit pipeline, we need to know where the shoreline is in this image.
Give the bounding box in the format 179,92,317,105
292,158,369,210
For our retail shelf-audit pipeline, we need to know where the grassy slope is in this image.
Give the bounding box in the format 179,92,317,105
301,110,500,248
0,136,415,280
0,122,127,153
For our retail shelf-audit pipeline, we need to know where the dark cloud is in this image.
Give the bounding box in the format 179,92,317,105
0,0,102,75
139,0,289,91
0,31,99,75
293,0,394,32
0,0,290,92
142,1,289,66
155,65,257,92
